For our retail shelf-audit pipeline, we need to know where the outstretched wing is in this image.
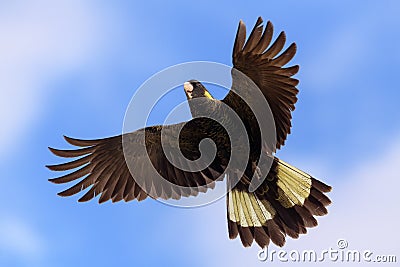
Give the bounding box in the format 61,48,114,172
224,17,299,150
47,121,225,203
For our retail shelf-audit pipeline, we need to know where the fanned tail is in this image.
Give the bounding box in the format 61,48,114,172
227,157,332,248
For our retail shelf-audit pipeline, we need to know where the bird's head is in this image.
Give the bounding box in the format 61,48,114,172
184,80,214,100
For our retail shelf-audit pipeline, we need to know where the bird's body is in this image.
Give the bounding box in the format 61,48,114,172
47,17,331,248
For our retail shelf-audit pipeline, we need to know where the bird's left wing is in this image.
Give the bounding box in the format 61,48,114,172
47,121,225,203
224,17,299,151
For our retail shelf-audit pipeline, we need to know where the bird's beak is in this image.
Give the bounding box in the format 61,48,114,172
184,82,193,99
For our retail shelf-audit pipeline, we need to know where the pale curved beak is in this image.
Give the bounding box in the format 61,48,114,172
184,82,193,99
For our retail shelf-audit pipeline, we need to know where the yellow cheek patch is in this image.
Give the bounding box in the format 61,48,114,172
204,91,214,99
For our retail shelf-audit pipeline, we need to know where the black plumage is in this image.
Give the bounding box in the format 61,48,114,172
47,17,331,248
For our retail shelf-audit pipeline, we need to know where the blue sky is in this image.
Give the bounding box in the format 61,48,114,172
1,1,399,266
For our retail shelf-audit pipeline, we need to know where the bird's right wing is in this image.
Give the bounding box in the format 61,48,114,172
47,121,225,203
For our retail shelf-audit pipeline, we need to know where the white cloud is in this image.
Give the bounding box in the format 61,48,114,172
188,134,400,266
0,217,45,262
0,1,109,158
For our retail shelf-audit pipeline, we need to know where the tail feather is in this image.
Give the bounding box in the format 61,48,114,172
227,157,331,248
